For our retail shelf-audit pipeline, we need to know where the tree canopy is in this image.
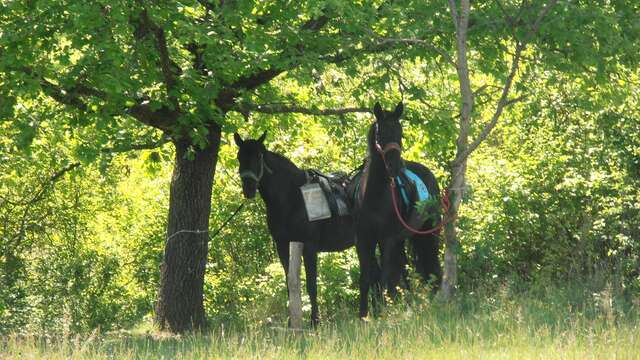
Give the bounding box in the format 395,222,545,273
1,0,639,334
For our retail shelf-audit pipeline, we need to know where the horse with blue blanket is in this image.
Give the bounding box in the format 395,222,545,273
350,102,442,319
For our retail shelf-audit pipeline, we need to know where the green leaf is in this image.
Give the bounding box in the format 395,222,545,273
0,95,16,121
15,122,36,152
73,144,99,164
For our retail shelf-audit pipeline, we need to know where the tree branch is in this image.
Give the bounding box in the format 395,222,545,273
214,12,334,111
505,94,527,106
217,37,409,112
453,42,524,164
233,103,371,116
528,0,558,36
18,162,82,207
450,0,473,165
127,101,180,132
451,0,559,166
16,65,107,112
8,137,169,208
40,74,177,133
448,0,460,31
195,0,216,13
301,15,330,31
185,43,208,77
215,69,282,111
376,37,456,68
38,78,91,111
101,135,170,153
138,8,182,109
16,48,179,135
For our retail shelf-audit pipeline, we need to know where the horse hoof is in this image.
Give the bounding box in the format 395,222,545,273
359,316,370,323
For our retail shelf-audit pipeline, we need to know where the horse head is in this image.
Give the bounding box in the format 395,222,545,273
234,131,269,199
371,101,405,178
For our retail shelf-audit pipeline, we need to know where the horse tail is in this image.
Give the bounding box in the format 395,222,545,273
409,232,442,291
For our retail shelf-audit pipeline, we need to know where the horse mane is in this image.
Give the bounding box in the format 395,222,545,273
265,150,303,175
366,123,376,155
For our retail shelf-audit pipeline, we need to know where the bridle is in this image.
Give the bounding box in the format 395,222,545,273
373,122,403,177
239,152,273,183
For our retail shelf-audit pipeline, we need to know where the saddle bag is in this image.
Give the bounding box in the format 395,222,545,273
300,171,350,222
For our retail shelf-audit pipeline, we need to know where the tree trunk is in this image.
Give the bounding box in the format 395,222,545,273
441,0,473,301
154,125,221,332
441,161,466,300
440,0,552,300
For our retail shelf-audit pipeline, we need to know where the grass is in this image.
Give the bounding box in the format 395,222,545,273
2,282,638,359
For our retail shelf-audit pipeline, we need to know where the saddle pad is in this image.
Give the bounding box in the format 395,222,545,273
353,166,430,207
396,168,430,205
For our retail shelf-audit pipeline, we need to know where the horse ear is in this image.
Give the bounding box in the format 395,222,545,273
233,132,243,146
373,102,383,120
393,102,404,118
258,130,267,144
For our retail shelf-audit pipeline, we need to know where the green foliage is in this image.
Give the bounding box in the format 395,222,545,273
458,71,640,295
0,116,160,334
1,0,639,339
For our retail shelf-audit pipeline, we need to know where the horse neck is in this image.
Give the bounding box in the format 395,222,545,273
364,144,391,197
257,151,305,207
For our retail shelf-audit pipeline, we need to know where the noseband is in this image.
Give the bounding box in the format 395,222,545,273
240,152,273,183
374,122,402,177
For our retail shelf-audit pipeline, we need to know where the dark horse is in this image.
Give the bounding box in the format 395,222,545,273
234,132,377,325
351,102,442,319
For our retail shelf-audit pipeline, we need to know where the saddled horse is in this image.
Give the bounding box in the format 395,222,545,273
234,132,380,325
351,102,442,319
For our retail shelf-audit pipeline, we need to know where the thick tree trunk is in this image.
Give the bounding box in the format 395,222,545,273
154,125,221,332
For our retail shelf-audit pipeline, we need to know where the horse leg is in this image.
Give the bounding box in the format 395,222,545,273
273,239,294,326
356,234,375,319
303,249,319,326
381,238,403,299
400,244,411,291
274,238,290,294
370,249,383,317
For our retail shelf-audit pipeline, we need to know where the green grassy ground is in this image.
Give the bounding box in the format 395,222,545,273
2,283,638,359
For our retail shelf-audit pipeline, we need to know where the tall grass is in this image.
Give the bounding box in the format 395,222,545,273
2,280,638,359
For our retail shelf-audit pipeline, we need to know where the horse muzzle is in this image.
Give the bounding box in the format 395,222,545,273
385,151,404,178
241,179,258,199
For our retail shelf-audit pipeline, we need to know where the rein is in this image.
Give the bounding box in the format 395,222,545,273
390,179,455,235
373,123,456,235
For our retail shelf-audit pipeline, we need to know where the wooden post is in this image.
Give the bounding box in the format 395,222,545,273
288,241,304,330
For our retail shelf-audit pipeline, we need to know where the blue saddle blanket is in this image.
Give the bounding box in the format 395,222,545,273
396,169,430,205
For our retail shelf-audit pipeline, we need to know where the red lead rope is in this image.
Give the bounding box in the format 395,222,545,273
389,178,455,236
373,123,455,236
